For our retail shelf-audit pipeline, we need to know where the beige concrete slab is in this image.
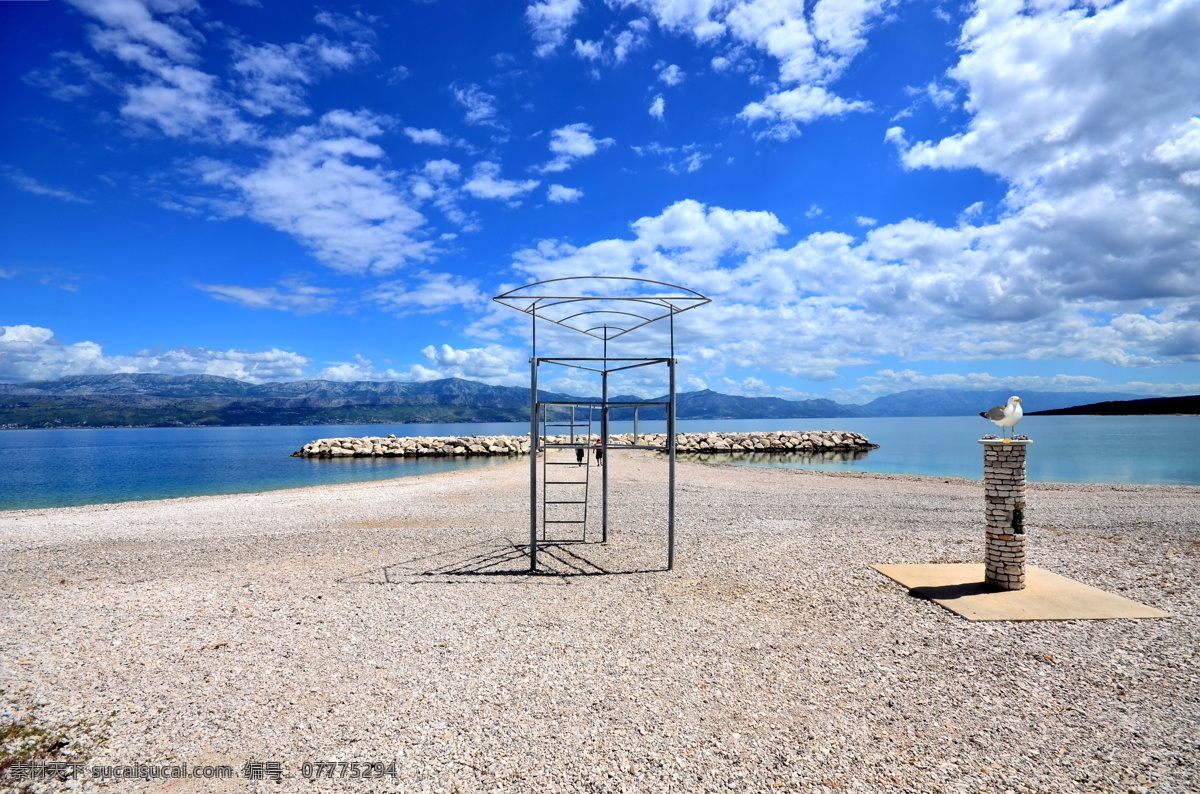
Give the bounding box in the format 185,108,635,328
872,563,1171,621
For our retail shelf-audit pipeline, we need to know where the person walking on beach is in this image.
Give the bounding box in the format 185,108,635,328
575,445,585,466
593,439,603,466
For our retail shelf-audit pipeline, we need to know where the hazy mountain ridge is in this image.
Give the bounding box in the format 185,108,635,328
0,374,1159,428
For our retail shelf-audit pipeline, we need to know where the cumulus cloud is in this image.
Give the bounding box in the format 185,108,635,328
410,343,528,385
739,85,870,140
0,325,310,383
547,184,583,202
499,186,1200,385
403,127,449,145
648,94,665,119
657,62,684,85
319,354,380,382
883,0,1200,311
614,0,889,137
463,161,540,202
196,110,433,274
539,123,615,172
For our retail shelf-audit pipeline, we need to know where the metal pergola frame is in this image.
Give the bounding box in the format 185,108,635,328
493,277,710,571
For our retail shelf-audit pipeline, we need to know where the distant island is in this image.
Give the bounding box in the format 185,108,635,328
1027,394,1200,416
0,373,1181,429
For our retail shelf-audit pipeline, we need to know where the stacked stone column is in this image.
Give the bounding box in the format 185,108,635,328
979,438,1030,590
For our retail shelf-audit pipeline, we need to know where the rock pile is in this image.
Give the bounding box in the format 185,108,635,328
292,430,875,458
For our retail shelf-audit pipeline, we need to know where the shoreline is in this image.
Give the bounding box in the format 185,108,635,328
6,448,1195,516
3,458,1194,521
3,453,1197,792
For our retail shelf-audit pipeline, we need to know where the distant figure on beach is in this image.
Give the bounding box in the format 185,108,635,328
980,395,1023,439
575,445,585,466
593,439,603,466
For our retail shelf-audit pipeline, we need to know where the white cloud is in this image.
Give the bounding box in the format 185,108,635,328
648,94,665,119
630,142,709,173
229,28,374,119
739,85,870,139
61,0,258,143
404,127,449,145
843,369,1200,402
0,324,310,383
3,167,92,204
413,343,528,385
194,280,339,314
503,184,1200,385
463,161,540,202
196,110,433,274
569,16,651,64
453,82,500,126
526,0,583,57
406,157,476,229
319,354,378,382
657,62,685,85
613,0,890,137
855,216,877,227
539,123,615,172
547,184,583,203
370,271,484,314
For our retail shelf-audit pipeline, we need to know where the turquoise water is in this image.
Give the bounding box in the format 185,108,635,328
0,415,1195,511
673,415,1200,485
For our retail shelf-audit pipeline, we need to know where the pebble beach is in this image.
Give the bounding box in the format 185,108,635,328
2,452,1197,793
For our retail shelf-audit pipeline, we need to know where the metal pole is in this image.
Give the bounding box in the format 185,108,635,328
601,365,609,544
633,405,639,445
668,355,676,570
529,310,539,572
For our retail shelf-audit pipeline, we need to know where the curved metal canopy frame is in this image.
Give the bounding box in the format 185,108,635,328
493,276,710,341
492,276,710,573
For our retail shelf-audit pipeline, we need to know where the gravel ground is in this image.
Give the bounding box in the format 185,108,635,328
2,452,1197,793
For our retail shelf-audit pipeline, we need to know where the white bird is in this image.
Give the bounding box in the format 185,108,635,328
980,396,1023,439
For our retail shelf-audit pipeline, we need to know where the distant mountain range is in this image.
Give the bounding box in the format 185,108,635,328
0,373,1166,429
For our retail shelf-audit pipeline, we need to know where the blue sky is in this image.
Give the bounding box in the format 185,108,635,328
2,0,1198,403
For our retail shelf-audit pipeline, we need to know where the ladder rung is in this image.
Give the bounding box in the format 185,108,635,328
545,480,588,485
545,500,587,505
544,520,586,524
545,461,587,466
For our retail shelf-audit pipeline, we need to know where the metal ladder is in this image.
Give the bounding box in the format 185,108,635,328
539,404,594,543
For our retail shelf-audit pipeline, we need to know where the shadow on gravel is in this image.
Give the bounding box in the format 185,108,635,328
338,537,666,585
906,581,995,600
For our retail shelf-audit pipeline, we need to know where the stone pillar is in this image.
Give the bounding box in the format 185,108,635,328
979,438,1031,590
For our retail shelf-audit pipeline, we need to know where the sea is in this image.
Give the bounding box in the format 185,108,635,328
0,415,1196,512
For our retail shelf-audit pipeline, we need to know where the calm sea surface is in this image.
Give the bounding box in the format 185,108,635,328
1,415,1196,511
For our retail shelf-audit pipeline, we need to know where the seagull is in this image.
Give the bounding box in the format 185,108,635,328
980,396,1023,439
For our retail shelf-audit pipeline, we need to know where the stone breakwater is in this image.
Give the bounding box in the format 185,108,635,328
292,430,876,458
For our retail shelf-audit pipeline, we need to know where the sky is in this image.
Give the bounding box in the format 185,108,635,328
2,0,1199,404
